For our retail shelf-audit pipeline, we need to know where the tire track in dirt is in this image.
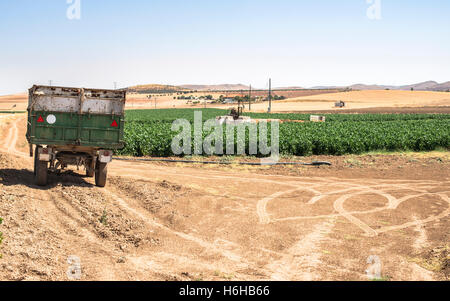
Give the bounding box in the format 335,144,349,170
256,185,325,224
7,118,19,154
101,186,283,280
1,115,29,160
265,219,336,281
376,193,450,235
1,118,15,151
256,178,450,237
0,159,124,279
35,189,123,280
101,187,252,265
106,166,450,251
412,215,430,251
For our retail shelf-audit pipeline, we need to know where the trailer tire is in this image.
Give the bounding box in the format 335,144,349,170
34,149,39,176
95,162,107,187
35,160,48,186
86,160,95,177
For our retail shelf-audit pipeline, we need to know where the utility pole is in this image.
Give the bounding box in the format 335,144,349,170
49,80,53,87
248,85,252,111
114,82,117,90
268,78,272,113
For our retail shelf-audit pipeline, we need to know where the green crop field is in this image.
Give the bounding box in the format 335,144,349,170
0,111,26,114
125,109,227,123
119,109,450,157
125,109,450,123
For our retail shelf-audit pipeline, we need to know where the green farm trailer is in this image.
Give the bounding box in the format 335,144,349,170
26,85,126,187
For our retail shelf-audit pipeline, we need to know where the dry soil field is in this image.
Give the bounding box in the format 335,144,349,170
2,90,449,112
233,90,450,112
0,114,449,281
0,93,28,111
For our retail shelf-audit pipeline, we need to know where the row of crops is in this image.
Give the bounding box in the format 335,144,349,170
118,109,450,157
126,109,450,123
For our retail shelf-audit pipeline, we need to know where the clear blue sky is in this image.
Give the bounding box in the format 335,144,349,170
0,0,449,94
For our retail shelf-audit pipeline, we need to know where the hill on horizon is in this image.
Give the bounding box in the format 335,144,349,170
125,81,450,94
127,84,189,93
314,81,450,92
179,84,251,91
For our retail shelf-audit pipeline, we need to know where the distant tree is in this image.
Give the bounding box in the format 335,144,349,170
411,87,414,91
272,95,286,101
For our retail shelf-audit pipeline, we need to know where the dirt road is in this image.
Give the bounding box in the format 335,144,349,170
0,115,449,280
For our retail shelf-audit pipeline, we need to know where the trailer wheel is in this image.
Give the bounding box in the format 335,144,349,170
34,146,48,186
34,148,39,176
35,160,48,186
86,160,95,178
86,168,95,178
95,162,108,187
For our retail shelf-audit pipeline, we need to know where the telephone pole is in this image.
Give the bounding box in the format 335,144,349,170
49,80,53,87
114,82,117,90
248,85,252,111
268,78,272,113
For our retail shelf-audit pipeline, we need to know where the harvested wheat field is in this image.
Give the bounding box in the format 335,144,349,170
240,90,450,112
0,93,27,111
2,90,450,113
292,90,450,106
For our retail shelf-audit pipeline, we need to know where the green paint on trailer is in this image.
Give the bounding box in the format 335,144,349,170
27,111,125,149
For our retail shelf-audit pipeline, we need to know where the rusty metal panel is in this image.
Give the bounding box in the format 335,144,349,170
81,98,124,114
33,96,79,112
29,85,126,115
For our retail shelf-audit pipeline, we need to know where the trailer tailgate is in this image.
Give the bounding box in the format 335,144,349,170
26,86,126,149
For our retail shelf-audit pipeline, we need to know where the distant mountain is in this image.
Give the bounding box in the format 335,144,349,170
127,81,450,93
310,85,342,89
179,84,251,91
127,84,189,93
427,81,450,91
274,86,304,90
348,84,395,90
312,81,450,91
398,81,439,91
